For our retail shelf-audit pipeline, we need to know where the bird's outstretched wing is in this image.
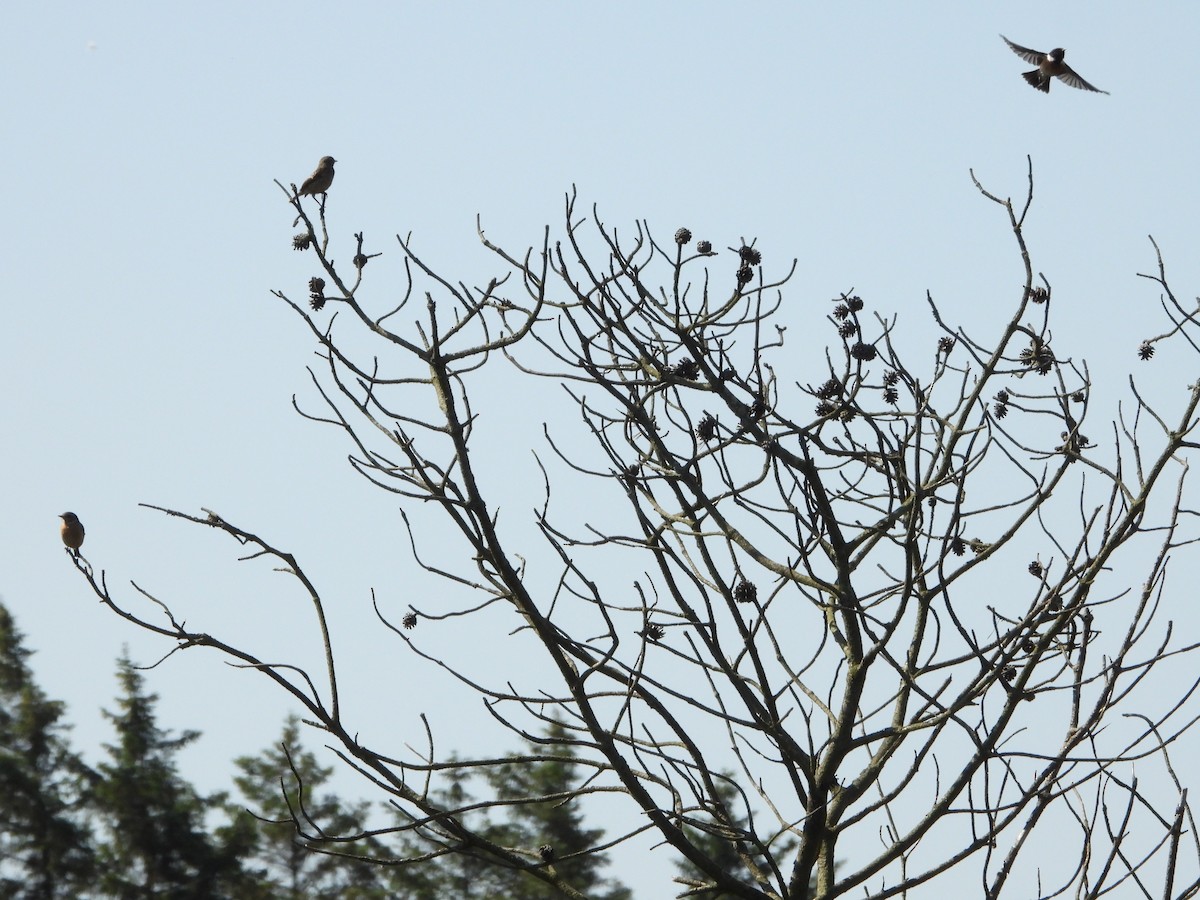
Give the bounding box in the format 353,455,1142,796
1057,64,1109,94
1001,35,1045,65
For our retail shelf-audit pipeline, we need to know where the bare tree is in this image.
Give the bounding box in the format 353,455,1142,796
73,159,1200,898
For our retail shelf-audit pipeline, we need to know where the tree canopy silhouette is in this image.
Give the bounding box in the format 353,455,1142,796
72,160,1200,898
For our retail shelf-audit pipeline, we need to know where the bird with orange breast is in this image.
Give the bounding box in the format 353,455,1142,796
1001,36,1109,95
60,512,85,558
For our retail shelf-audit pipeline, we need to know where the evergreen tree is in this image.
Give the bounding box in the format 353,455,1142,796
674,777,802,898
384,764,524,899
484,723,631,900
386,727,631,899
0,601,96,899
92,653,253,898
227,715,390,899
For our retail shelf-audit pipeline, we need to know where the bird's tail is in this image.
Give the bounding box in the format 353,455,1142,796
1022,70,1050,92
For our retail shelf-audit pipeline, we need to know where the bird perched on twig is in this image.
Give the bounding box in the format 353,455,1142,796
60,512,85,558
1001,36,1108,94
298,156,337,197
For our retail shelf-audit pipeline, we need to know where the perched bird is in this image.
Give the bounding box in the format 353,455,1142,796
298,156,337,197
1001,36,1108,95
60,512,85,557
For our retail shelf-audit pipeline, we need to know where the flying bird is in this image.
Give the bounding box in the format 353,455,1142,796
1001,36,1108,95
60,512,85,557
298,156,337,197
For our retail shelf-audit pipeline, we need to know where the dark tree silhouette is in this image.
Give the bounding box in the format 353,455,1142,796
72,160,1200,897
480,721,631,900
385,741,631,900
0,601,95,899
675,776,804,899
227,716,391,898
92,655,253,898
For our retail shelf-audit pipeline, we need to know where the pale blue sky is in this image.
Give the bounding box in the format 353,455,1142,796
5,2,1200,895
